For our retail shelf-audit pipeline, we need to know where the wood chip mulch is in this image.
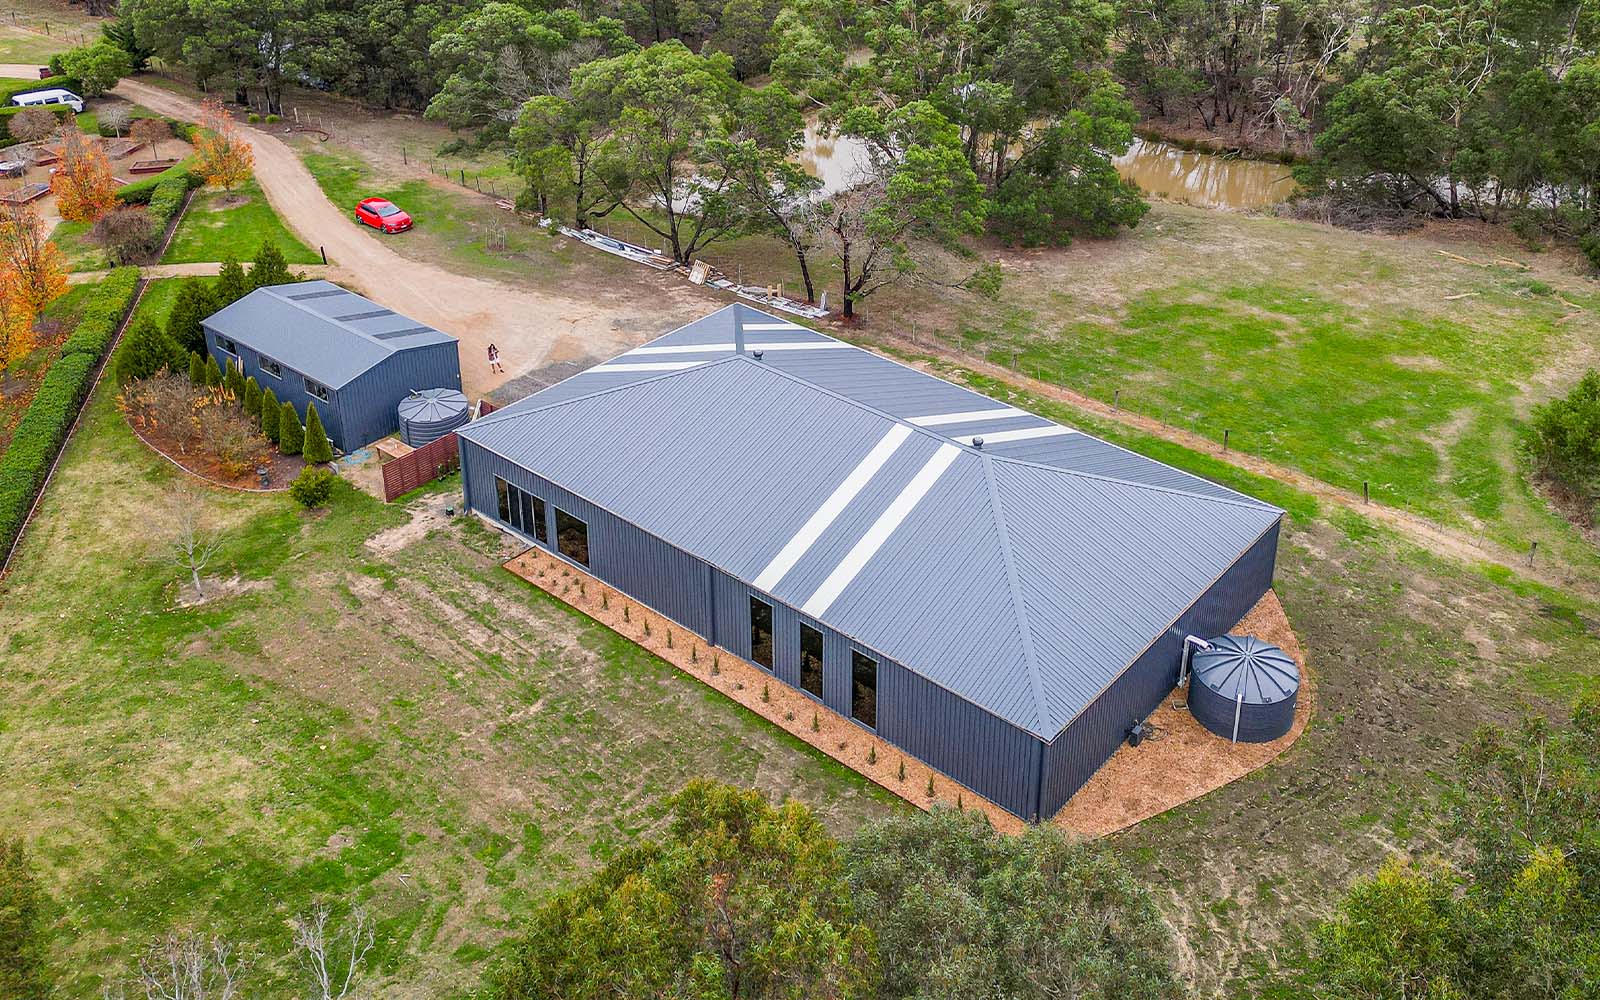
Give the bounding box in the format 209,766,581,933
125,413,303,491
505,547,1311,838
1052,589,1313,837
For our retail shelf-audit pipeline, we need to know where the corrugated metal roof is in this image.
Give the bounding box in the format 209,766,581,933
460,304,1282,739
203,281,457,388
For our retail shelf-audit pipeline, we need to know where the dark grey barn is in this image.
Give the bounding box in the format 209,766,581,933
456,305,1282,821
202,281,462,452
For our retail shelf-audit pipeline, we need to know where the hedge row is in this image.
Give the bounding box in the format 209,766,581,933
0,268,143,561
115,160,201,205
146,173,190,230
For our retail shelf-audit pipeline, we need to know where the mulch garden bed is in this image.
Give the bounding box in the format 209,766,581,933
126,413,303,490
121,377,305,491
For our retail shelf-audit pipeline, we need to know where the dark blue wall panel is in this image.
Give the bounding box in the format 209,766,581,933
1037,522,1281,816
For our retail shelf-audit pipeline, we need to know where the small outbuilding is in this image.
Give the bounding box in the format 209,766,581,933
202,280,462,453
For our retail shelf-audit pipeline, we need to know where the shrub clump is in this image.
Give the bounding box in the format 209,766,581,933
302,403,333,463
289,466,337,508
277,401,303,456
1526,369,1600,511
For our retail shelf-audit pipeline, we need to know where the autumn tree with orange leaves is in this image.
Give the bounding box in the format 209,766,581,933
0,205,68,314
50,116,117,223
0,205,68,368
194,99,254,191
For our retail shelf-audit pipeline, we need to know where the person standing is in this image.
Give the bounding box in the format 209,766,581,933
487,343,504,374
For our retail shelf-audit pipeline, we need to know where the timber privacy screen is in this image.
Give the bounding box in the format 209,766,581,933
457,305,1283,821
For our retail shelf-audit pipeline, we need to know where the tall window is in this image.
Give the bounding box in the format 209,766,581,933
494,477,548,544
851,651,877,729
800,624,824,698
749,597,773,670
555,508,589,565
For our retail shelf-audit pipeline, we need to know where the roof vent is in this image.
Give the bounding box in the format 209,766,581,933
752,349,764,360
972,436,984,449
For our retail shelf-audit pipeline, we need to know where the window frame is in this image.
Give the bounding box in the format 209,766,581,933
799,623,824,699
749,596,774,670
258,354,283,379
216,336,238,356
494,477,550,544
851,650,878,730
304,377,331,402
554,507,589,566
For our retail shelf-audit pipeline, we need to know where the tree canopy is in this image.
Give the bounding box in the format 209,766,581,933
490,780,878,1000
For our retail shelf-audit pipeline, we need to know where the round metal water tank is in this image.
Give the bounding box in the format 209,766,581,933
1188,634,1299,743
398,388,470,447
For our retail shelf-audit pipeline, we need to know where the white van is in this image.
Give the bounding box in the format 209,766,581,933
10,89,85,113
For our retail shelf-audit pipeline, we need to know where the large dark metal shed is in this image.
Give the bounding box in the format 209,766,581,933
201,281,462,452
456,305,1282,821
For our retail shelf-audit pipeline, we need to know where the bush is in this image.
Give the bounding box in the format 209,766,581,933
0,837,49,1000
187,352,205,386
265,114,281,124
91,205,160,264
260,386,279,443
243,376,262,419
165,280,216,356
117,317,182,383
246,113,261,123
0,268,141,558
1526,369,1600,502
278,401,303,455
202,354,222,389
1581,230,1600,273
56,41,133,97
289,466,336,508
302,403,333,463
0,104,72,147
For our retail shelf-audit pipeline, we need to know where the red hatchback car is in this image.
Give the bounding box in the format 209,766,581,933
354,197,412,233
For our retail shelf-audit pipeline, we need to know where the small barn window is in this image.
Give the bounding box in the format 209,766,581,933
555,508,588,565
749,597,773,669
304,378,331,402
217,336,237,355
259,355,283,379
799,624,824,698
851,651,877,729
495,477,511,523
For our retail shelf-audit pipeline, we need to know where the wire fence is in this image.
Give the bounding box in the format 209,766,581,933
0,7,97,50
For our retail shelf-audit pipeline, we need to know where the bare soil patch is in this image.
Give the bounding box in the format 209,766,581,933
174,572,270,607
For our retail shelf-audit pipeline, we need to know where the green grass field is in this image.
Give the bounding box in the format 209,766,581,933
161,178,320,265
0,24,74,64
0,282,899,995
298,148,561,286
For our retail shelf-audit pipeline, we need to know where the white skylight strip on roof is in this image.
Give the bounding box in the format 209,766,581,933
741,322,806,330
752,424,912,593
588,360,709,372
907,406,1029,427
627,341,850,355
969,425,1076,445
801,443,962,618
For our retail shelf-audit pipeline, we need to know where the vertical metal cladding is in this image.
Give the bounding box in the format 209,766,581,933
1188,634,1299,742
398,388,471,447
1037,521,1281,817
338,342,464,450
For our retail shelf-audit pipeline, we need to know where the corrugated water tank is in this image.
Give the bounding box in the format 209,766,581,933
398,388,470,446
1188,634,1299,743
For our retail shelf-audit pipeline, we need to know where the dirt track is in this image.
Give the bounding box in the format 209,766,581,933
111,77,644,397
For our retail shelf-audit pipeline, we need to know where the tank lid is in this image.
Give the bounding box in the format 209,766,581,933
398,388,469,422
1191,634,1299,705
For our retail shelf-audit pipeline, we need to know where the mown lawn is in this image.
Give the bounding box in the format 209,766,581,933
0,333,898,998
0,24,73,64
161,177,320,265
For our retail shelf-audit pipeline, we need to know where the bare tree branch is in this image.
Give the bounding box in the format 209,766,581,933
293,902,376,1000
